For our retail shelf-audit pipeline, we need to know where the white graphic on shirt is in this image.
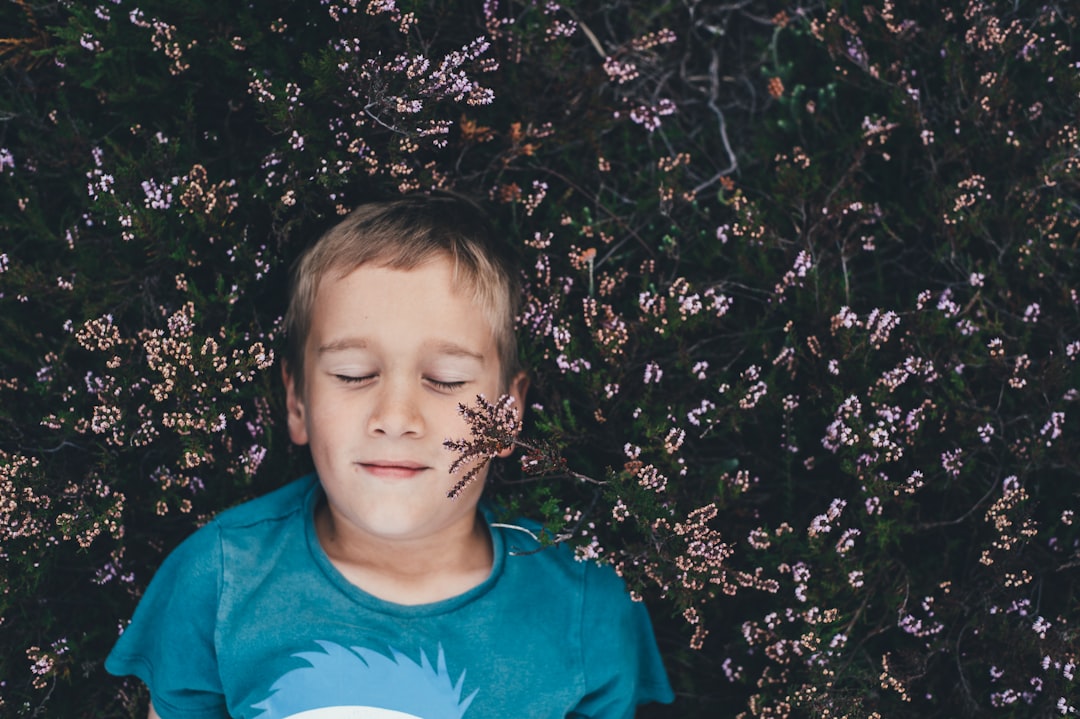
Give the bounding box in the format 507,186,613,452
250,640,476,719
280,709,423,719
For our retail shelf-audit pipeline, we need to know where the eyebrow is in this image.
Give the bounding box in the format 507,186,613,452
428,340,486,362
317,338,485,362
317,338,368,355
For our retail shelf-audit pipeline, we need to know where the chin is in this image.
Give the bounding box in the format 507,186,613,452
360,509,454,539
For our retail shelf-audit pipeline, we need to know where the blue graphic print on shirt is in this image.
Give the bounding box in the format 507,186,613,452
251,641,476,719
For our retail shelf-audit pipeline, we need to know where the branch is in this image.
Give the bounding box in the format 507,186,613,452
691,49,738,195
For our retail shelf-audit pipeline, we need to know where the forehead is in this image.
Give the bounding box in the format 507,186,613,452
309,257,499,351
324,252,488,307
325,251,501,317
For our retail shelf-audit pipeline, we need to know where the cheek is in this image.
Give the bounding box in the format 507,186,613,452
437,402,473,439
305,389,361,433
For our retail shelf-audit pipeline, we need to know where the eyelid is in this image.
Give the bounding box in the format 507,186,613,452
335,373,375,384
334,374,464,390
426,378,466,391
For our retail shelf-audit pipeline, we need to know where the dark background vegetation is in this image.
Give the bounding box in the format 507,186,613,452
1,0,1078,716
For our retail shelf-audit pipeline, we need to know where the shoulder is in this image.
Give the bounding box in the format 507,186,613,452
150,475,315,585
482,511,674,707
211,474,315,530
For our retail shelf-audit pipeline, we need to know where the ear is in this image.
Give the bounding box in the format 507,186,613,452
282,362,310,446
496,370,530,458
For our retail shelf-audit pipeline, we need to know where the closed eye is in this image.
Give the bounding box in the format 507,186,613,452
426,378,466,391
335,374,375,385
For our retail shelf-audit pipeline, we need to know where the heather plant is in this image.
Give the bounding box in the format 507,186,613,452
1,1,1078,717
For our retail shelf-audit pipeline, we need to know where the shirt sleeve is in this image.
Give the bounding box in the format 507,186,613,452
572,562,675,718
105,523,229,719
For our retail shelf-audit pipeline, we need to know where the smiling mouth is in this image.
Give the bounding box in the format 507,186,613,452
358,462,429,479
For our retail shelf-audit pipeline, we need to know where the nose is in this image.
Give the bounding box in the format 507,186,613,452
366,378,425,438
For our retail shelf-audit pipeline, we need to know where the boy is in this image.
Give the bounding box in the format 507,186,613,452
106,194,674,718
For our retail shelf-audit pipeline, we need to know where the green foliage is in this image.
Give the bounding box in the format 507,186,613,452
1,0,1078,717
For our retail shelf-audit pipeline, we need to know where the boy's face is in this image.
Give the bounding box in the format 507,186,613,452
283,255,527,545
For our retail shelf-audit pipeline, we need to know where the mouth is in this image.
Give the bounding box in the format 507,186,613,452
357,461,429,479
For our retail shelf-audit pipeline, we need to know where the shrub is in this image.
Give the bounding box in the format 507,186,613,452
1,1,1077,716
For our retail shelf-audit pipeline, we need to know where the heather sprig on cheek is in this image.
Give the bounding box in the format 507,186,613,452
444,393,522,499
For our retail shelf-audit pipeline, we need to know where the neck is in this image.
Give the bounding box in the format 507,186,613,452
314,500,494,604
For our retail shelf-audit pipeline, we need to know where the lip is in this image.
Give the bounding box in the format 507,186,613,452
357,461,429,479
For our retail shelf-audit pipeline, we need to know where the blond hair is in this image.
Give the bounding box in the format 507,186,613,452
283,194,521,391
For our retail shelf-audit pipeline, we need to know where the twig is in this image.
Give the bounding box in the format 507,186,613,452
691,50,737,195
364,104,407,135
916,477,999,530
560,5,605,59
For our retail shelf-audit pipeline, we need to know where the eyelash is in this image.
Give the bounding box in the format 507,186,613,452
336,374,374,384
334,375,464,391
427,379,465,391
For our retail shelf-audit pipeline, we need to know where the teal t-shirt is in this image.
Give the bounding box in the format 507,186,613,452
106,475,674,718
